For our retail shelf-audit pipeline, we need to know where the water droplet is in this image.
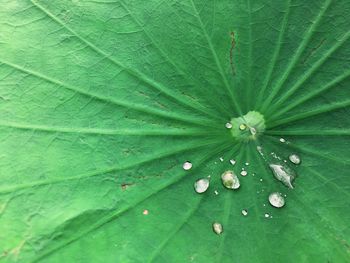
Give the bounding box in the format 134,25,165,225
250,127,257,135
219,157,224,162
259,178,263,182
289,154,301,165
240,170,247,177
221,171,240,189
194,178,210,193
245,162,249,166
183,161,192,170
229,159,236,165
239,124,247,130
269,163,296,189
279,138,286,143
212,222,223,235
143,209,149,215
264,213,270,218
225,122,233,129
241,209,248,216
268,192,285,208
214,190,219,195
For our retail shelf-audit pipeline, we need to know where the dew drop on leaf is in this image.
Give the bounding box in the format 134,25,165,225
279,138,286,143
268,192,285,208
264,213,270,218
240,170,248,177
183,161,192,170
239,123,247,130
143,210,149,215
194,178,210,194
212,222,223,235
250,127,257,135
225,122,233,129
221,171,240,189
229,159,236,165
289,154,301,165
241,209,248,216
269,163,296,189
219,157,224,162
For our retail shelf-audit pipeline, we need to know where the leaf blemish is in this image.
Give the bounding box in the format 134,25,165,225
230,31,236,76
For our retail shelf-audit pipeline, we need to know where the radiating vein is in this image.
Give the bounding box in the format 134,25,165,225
261,0,332,113
28,0,219,121
268,99,350,128
29,141,234,263
0,138,227,194
255,0,291,110
147,142,235,262
0,59,215,128
0,121,213,136
188,0,242,115
269,68,350,120
266,129,350,136
267,30,350,115
119,0,227,120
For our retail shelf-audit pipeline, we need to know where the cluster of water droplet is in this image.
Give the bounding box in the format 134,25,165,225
181,125,302,235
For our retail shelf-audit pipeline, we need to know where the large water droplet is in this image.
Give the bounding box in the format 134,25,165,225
269,163,296,188
183,161,192,170
212,222,223,235
269,192,285,208
194,178,210,193
221,171,240,189
289,154,301,165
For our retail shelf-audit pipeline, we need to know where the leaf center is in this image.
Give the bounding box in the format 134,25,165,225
230,111,265,141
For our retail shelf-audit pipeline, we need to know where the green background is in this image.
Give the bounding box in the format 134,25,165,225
0,0,349,262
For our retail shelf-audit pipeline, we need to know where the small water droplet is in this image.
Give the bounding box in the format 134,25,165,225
221,171,240,189
269,163,296,188
219,157,224,162
250,127,257,135
264,213,270,218
259,178,263,182
229,159,236,165
245,162,249,166
214,190,219,195
183,161,192,170
240,170,248,177
269,192,285,208
241,209,248,216
143,209,149,215
279,138,286,143
225,122,233,129
239,124,247,130
289,154,301,165
194,178,210,193
212,222,223,235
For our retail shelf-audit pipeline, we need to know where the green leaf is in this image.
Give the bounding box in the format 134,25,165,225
0,0,349,262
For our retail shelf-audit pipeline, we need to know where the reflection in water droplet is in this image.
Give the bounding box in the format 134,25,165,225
221,171,240,189
289,154,301,165
239,124,247,130
269,192,285,208
229,159,236,165
240,170,247,177
242,209,248,216
269,163,296,188
213,222,223,235
250,127,257,135
194,178,210,193
225,122,233,129
183,161,192,170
